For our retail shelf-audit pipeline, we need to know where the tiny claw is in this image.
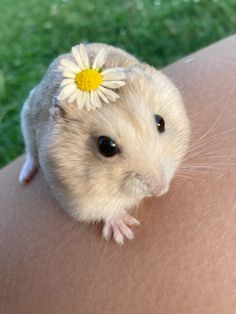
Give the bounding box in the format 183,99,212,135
19,156,38,184
123,213,140,226
113,228,124,245
102,222,112,240
103,214,140,244
119,221,135,240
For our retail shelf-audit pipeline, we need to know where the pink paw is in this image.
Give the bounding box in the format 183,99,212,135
19,156,38,184
103,213,140,245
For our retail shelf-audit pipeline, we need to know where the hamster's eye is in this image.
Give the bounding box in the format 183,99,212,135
98,136,120,157
155,114,165,133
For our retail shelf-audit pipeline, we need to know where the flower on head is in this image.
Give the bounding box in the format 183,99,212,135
58,44,126,111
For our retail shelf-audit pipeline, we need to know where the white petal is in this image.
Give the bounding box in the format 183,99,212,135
79,91,91,111
58,84,77,101
79,44,90,68
68,90,78,103
92,48,107,69
76,90,85,109
93,91,102,108
58,88,69,100
99,86,119,102
97,89,109,104
58,84,76,100
61,79,75,87
101,80,126,89
102,68,126,81
57,91,65,101
58,65,66,72
59,65,73,73
61,71,76,79
60,59,80,73
90,91,102,109
85,93,92,111
71,46,84,70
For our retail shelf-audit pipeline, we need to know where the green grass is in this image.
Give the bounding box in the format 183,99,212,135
0,0,236,168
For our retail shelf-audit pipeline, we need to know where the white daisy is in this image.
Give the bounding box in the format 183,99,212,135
57,44,126,111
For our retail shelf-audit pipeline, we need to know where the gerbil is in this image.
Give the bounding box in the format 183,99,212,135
19,43,190,244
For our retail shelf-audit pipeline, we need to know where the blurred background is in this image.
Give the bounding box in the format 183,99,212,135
0,0,236,168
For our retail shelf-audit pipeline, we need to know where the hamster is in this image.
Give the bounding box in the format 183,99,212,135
19,43,190,244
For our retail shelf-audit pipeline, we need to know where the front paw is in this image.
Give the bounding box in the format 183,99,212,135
102,213,140,245
19,155,38,184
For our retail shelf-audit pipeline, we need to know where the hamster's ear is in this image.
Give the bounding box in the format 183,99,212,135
50,96,67,121
50,96,83,124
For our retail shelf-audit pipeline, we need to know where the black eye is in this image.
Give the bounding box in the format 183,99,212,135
98,136,119,157
155,114,165,133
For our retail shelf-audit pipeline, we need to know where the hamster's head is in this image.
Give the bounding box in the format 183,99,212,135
45,65,190,221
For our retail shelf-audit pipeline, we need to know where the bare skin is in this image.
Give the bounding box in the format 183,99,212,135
1,36,236,313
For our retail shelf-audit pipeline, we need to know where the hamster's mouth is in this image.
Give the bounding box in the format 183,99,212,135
124,173,169,199
144,183,169,198
152,185,169,197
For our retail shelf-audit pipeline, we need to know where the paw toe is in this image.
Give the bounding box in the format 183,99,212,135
19,157,38,184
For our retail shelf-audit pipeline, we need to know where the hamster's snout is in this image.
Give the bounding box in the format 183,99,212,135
134,173,169,198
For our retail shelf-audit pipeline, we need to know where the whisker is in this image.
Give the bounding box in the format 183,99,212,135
194,106,228,145
174,174,197,182
187,127,236,154
192,154,236,160
178,169,226,175
182,160,236,166
197,148,236,156
183,148,236,163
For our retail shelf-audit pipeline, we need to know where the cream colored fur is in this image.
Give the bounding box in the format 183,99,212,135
20,43,190,223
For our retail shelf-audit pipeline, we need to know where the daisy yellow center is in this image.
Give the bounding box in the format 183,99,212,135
75,69,103,91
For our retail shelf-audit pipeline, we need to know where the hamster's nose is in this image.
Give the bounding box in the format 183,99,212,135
135,173,169,198
146,181,169,197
